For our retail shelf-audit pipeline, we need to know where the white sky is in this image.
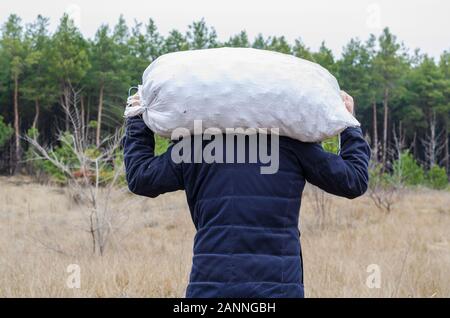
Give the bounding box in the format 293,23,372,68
1,0,449,59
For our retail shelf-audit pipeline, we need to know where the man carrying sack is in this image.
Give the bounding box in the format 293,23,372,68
123,88,370,298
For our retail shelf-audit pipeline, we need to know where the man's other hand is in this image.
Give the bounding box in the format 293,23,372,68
340,90,354,115
127,93,141,108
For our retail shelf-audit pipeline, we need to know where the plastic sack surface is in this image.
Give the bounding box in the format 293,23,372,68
128,47,360,142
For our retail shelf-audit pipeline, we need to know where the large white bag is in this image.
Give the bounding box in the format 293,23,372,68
126,47,360,142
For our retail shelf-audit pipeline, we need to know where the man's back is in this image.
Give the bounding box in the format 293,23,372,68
123,117,370,298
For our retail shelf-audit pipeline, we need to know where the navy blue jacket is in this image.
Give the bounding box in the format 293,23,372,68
123,117,370,298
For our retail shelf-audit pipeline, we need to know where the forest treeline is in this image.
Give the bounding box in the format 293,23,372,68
0,14,449,177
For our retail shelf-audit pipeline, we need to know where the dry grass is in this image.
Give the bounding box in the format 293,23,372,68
0,176,449,298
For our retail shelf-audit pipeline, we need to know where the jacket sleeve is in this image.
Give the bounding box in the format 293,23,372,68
123,116,184,198
292,127,371,199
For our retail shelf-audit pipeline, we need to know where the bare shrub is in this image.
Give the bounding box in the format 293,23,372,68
26,87,132,256
310,185,333,229
368,162,401,213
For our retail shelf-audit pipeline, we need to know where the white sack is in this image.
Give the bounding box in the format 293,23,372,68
128,47,360,142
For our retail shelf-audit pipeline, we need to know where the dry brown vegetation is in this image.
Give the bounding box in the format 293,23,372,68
0,176,449,298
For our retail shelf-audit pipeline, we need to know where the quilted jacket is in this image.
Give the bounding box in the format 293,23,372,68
123,117,370,298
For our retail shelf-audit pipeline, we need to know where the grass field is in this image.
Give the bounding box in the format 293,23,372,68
0,176,449,297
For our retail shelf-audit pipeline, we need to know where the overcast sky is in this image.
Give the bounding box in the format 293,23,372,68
1,0,449,59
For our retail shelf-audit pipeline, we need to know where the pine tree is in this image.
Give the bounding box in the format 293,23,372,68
225,31,250,48
0,14,28,171
22,15,56,131
252,34,267,50
164,30,189,53
292,38,313,61
89,25,119,146
438,52,450,171
372,28,407,166
186,19,218,49
313,41,336,74
49,14,90,131
337,38,375,151
266,36,291,54
408,56,447,167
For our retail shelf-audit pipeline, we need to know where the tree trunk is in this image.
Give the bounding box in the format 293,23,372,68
445,126,449,176
32,99,40,130
372,100,378,162
382,87,389,167
428,114,436,168
80,95,85,141
64,86,70,132
96,84,104,147
13,73,20,173
86,95,91,143
412,132,417,159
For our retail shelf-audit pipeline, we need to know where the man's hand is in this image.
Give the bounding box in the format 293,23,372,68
125,93,145,118
127,93,141,108
340,90,354,115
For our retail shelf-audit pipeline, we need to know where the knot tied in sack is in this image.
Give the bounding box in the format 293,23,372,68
124,86,149,118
